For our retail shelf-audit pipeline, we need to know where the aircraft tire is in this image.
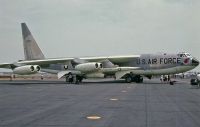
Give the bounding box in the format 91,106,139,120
125,76,132,83
191,79,198,85
139,76,143,83
66,73,73,84
170,81,174,85
135,75,143,83
65,76,70,83
77,76,83,83
75,79,79,84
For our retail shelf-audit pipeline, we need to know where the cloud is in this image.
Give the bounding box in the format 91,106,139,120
0,0,199,70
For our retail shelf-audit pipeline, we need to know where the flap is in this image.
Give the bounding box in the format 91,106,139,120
115,71,131,80
57,70,81,79
100,59,117,68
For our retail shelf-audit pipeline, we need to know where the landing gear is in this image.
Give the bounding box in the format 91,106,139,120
76,76,83,83
125,74,143,83
125,75,132,83
65,74,82,84
134,75,143,83
169,81,174,85
190,78,200,88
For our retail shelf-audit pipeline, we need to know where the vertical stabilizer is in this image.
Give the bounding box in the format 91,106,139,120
21,23,45,60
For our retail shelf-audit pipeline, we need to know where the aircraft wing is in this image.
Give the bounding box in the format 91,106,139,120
0,55,140,78
0,63,14,69
17,58,74,65
82,55,140,64
0,58,75,70
16,55,140,66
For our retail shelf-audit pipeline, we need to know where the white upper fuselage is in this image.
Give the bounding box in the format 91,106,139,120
15,52,199,78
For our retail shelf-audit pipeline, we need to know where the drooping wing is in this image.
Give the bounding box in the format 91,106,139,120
0,55,140,79
17,58,74,65
16,55,140,66
0,58,75,71
84,55,141,79
0,63,15,69
82,55,140,64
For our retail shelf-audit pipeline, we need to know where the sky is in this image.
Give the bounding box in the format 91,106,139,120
0,0,200,71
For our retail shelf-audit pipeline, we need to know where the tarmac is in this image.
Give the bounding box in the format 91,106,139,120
0,78,200,127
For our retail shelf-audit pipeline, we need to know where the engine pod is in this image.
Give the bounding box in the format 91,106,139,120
13,65,40,75
75,62,102,73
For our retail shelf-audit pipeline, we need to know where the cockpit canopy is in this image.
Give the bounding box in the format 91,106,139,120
178,52,191,58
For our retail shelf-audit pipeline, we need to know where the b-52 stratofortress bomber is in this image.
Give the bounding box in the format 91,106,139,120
0,23,199,83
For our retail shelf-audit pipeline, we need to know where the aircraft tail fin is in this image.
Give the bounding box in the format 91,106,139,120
21,23,45,60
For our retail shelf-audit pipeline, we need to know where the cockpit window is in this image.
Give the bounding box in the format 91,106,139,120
186,53,191,56
178,54,187,57
178,53,191,57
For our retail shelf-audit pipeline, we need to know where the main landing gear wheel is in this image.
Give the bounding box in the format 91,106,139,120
135,75,143,83
125,76,132,83
125,74,143,83
65,74,81,84
65,73,73,84
76,76,83,83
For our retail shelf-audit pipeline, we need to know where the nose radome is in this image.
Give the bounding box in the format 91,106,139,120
192,58,199,66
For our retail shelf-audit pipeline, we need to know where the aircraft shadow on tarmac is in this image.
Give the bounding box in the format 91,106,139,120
0,79,135,85
0,79,186,85
0,80,67,85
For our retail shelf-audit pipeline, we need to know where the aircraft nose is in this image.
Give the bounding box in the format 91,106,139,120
192,58,199,66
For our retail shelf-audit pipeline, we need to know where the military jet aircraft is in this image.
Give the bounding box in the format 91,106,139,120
0,23,199,83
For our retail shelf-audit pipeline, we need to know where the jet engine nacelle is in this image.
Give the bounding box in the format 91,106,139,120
75,62,102,72
13,65,41,75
